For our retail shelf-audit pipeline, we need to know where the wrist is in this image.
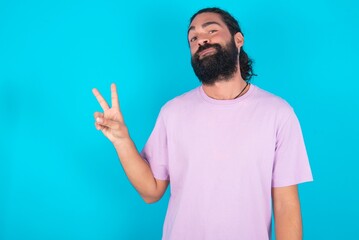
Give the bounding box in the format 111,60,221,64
113,137,134,150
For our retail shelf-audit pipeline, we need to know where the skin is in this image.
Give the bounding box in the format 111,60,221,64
188,12,249,99
272,185,303,240
92,11,303,239
92,84,169,203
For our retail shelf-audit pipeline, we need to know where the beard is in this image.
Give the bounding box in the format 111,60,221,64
191,38,239,85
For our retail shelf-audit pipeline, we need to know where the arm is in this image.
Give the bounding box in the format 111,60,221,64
272,185,302,240
113,138,169,204
92,83,169,204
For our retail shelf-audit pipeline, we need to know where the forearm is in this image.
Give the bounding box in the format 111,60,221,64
274,203,302,240
92,84,164,203
113,138,159,202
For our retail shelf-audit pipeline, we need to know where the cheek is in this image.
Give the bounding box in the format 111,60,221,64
190,45,198,55
212,32,231,44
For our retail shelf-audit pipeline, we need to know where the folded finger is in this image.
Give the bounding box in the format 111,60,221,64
94,122,104,131
94,112,104,119
95,117,119,129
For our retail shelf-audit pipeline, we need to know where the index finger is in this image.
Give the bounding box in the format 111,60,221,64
92,88,110,111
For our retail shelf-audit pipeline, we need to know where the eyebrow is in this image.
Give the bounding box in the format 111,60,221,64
187,21,223,35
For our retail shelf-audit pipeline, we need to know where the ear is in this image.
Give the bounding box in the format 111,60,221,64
234,32,244,48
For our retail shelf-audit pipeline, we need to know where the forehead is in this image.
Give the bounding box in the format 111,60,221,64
188,12,227,32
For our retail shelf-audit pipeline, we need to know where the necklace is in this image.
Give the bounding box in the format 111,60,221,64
234,82,249,99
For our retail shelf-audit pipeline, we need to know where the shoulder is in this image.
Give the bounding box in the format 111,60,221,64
250,84,298,125
252,84,294,114
253,85,291,108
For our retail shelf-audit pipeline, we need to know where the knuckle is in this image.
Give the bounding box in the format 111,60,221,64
94,112,102,118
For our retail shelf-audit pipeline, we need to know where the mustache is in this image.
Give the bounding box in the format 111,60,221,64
195,43,222,57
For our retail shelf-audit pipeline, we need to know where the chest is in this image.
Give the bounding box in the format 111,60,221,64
165,106,277,184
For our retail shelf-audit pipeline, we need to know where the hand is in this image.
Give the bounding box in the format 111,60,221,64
92,83,130,145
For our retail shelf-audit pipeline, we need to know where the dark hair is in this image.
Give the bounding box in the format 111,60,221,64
190,7,256,81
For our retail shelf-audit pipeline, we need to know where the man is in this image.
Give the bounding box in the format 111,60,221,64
92,7,313,240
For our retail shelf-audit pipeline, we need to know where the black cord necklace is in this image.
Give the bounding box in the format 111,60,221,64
234,82,250,99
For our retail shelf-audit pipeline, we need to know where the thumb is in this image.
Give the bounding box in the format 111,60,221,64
96,117,120,130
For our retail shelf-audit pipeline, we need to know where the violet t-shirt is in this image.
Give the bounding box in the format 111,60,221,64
140,84,313,240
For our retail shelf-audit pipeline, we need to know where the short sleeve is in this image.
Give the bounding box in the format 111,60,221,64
272,108,313,187
140,110,170,181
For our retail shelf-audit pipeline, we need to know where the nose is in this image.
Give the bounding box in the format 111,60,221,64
199,39,209,46
198,35,210,46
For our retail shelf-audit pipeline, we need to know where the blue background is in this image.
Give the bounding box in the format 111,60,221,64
1,0,358,239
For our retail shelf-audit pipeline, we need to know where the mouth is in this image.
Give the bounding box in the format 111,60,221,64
198,47,217,59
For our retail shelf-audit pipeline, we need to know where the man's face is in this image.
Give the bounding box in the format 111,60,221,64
188,12,243,85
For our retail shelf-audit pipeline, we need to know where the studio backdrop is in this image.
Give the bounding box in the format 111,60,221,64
0,0,358,239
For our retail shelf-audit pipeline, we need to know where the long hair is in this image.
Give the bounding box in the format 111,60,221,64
190,7,256,81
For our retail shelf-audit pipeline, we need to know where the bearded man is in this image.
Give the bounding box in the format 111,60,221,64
92,7,313,240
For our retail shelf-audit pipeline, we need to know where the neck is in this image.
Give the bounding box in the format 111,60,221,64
202,71,249,100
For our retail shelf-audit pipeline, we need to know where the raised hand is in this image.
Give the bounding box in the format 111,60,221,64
92,83,130,145
92,83,169,203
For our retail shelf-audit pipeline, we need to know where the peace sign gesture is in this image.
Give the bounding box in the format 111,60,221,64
92,83,130,145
